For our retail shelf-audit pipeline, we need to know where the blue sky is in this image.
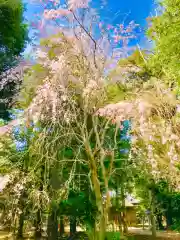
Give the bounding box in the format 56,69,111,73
23,0,155,55
97,0,155,48
24,0,155,25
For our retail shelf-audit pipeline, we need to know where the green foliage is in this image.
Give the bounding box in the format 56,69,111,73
0,0,28,71
107,49,153,100
118,49,146,67
0,0,28,120
105,83,128,104
59,189,97,229
171,220,180,232
147,179,180,229
147,0,180,85
17,64,47,109
105,232,121,240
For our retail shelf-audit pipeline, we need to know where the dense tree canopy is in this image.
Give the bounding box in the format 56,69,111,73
147,0,180,87
0,0,28,72
0,0,28,120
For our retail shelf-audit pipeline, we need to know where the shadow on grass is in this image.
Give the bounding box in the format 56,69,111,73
127,235,180,240
1,231,180,240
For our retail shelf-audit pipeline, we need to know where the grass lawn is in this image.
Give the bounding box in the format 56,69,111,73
106,232,121,239
1,231,180,240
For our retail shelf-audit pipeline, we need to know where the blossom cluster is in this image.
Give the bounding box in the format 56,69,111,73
96,80,180,184
68,0,90,10
0,61,31,121
43,8,70,19
25,26,109,124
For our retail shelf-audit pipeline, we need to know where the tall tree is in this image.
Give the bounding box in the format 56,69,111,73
0,0,28,120
0,0,28,72
147,0,180,88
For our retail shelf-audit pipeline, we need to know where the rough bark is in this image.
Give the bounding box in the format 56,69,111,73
47,209,58,240
85,142,106,240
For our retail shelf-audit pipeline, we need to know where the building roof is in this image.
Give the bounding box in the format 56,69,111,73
107,191,140,207
125,199,134,207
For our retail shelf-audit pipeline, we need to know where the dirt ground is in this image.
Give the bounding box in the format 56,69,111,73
128,236,180,240
0,228,180,239
127,228,180,240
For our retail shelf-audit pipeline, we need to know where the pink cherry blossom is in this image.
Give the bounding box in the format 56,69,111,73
107,24,113,30
113,35,122,43
43,8,70,20
68,0,91,10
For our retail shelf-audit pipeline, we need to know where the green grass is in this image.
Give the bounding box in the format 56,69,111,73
106,232,121,239
106,232,135,240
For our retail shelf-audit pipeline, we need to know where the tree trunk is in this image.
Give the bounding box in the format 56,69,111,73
115,179,123,236
17,212,24,239
70,216,76,236
34,210,42,239
85,142,107,240
121,185,128,234
90,166,106,239
151,213,156,238
118,216,123,235
165,211,173,229
157,213,164,230
47,209,58,240
34,165,44,238
99,214,106,240
59,216,65,237
150,212,156,237
47,162,61,240
142,215,145,230
149,190,156,238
